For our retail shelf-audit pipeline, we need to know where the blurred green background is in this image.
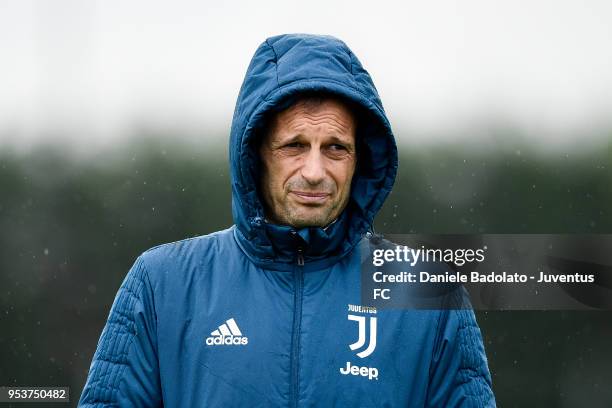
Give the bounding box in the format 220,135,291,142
1,134,611,407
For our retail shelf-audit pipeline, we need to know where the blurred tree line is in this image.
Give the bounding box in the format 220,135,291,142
0,135,611,407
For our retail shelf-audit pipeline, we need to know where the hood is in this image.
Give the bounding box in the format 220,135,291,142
229,33,398,269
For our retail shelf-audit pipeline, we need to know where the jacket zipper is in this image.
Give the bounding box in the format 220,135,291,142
290,246,304,408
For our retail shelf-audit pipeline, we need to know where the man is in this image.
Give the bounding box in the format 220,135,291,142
79,34,495,407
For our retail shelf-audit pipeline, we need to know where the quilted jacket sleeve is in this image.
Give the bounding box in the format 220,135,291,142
78,256,162,407
426,304,496,407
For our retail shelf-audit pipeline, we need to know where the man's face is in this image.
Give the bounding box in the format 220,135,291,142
259,98,357,228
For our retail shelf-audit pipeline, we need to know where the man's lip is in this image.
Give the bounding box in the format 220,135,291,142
290,191,331,203
291,191,330,197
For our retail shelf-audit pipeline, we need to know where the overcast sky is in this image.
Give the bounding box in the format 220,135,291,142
2,0,612,152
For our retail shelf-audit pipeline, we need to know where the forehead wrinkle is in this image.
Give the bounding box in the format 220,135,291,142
278,110,355,139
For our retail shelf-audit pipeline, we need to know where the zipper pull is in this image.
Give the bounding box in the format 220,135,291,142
297,246,304,266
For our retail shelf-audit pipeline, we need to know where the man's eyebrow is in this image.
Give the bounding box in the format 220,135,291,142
270,134,302,146
270,134,355,147
327,135,355,146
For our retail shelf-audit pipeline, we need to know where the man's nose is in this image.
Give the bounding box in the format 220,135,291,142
300,149,325,185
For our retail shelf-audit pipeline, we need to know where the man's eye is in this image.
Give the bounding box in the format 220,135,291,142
329,144,347,151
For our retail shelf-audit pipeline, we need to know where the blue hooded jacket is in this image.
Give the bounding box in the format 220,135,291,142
79,34,496,407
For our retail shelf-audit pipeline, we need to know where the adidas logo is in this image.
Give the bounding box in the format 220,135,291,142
205,318,248,346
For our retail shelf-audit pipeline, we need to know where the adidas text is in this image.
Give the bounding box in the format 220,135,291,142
205,336,248,346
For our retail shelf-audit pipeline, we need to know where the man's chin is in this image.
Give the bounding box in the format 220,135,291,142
285,208,333,229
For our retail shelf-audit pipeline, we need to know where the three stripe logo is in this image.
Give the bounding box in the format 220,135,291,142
211,318,242,337
205,318,249,346
348,314,377,358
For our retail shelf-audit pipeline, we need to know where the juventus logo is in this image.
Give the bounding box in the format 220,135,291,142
348,314,377,358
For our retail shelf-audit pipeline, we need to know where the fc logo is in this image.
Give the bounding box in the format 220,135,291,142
347,314,377,358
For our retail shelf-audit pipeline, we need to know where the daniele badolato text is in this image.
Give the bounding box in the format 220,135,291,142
371,246,595,284
373,270,595,283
